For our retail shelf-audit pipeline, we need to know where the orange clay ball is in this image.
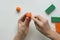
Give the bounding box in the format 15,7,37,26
16,6,21,12
26,12,31,18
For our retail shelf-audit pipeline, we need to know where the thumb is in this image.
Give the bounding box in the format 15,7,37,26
24,17,31,26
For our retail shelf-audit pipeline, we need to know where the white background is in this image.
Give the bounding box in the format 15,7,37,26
0,0,60,40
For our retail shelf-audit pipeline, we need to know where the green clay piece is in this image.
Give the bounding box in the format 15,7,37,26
51,17,60,23
45,4,56,15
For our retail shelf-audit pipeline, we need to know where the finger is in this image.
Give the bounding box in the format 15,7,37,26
34,21,42,29
34,22,39,27
35,23,41,32
31,16,43,25
24,17,31,26
34,16,40,21
18,14,26,22
34,22,42,33
34,15,45,22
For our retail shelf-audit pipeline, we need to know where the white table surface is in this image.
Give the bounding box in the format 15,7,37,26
0,0,60,40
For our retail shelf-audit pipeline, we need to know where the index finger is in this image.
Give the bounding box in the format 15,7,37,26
34,15,45,22
18,14,26,22
31,16,42,26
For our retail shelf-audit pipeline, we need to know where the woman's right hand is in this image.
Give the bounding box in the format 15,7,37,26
31,15,51,35
31,15,60,40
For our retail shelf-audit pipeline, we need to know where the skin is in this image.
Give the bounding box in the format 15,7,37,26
14,14,31,40
14,14,60,40
31,16,60,40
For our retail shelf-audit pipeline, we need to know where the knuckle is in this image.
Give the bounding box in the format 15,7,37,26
40,23,44,27
35,15,40,17
43,19,48,23
38,15,40,17
42,22,45,25
45,19,48,22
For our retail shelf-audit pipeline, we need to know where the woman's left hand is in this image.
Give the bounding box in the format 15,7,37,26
14,14,31,40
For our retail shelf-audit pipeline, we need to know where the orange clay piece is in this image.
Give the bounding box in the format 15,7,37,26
55,23,60,34
26,12,31,18
16,6,21,12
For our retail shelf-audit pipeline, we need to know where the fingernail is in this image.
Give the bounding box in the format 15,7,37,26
26,17,29,20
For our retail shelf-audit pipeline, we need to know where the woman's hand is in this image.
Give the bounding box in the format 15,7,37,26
32,15,60,40
32,15,51,35
14,14,31,40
